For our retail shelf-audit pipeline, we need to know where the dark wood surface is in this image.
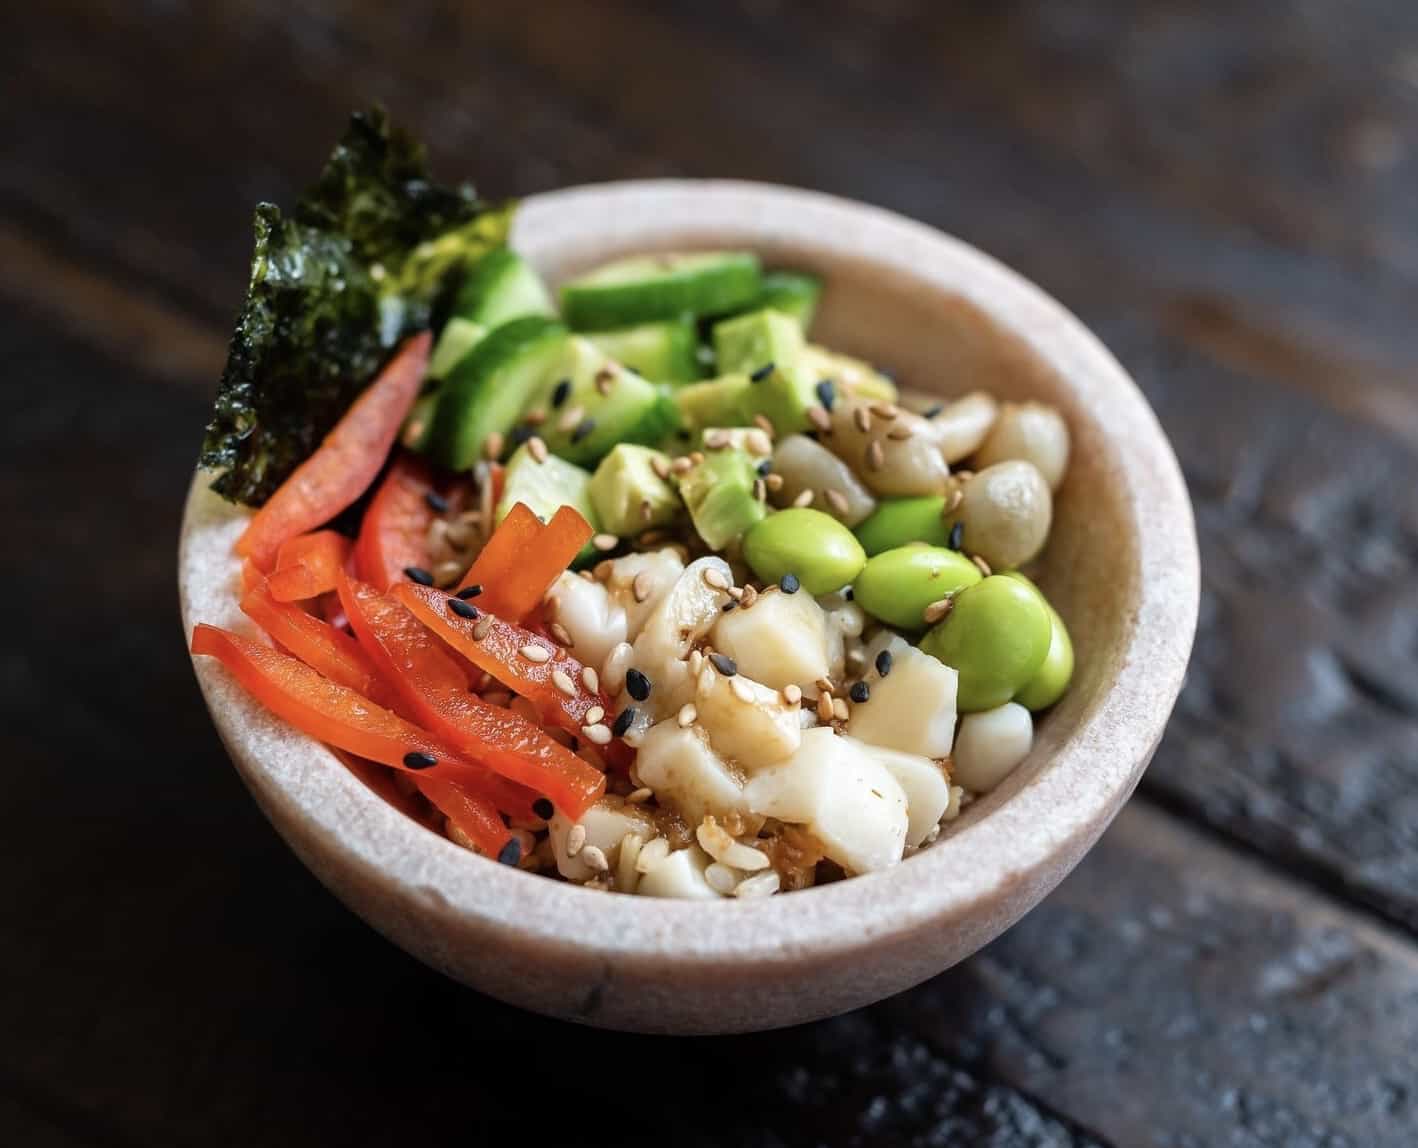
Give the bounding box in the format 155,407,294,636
5,2,1418,1144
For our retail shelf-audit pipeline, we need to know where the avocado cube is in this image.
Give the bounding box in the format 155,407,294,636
589,445,680,536
678,447,766,550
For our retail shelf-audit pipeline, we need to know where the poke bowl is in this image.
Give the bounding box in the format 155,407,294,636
181,113,1197,1033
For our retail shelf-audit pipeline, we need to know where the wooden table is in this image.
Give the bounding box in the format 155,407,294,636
4,2,1417,1144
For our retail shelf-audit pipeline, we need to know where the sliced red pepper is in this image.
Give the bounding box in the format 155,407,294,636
355,455,469,591
458,502,593,622
268,530,353,602
338,574,605,818
395,582,612,737
236,332,431,571
240,580,380,696
415,775,521,863
190,623,514,859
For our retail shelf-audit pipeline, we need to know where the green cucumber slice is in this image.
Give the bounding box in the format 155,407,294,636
523,337,666,466
452,247,554,328
586,315,700,381
426,316,567,471
428,318,487,381
561,251,761,330
753,270,822,330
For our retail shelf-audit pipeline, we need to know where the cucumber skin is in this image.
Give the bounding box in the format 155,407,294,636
586,315,700,382
426,316,566,471
755,270,822,330
562,253,762,330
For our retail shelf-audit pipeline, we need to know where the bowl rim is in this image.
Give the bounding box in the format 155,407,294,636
181,178,1198,971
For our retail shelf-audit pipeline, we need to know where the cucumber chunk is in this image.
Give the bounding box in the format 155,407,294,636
428,318,487,381
562,251,761,330
678,447,766,550
523,337,668,466
452,247,555,328
589,445,680,536
586,315,700,382
497,442,599,563
753,270,823,330
426,316,567,471
675,373,753,431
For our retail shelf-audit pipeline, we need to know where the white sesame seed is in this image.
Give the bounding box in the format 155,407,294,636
702,566,729,591
552,669,577,698
783,684,802,705
581,665,600,694
731,677,755,704
853,406,872,433
650,455,671,481
566,824,587,856
582,723,612,745
483,431,505,461
866,440,885,471
636,836,670,874
671,456,693,474
808,406,832,433
472,617,493,642
584,704,605,725
520,644,551,664
872,401,899,420
832,697,850,722
765,472,784,491
722,841,771,871
816,693,835,723
703,428,730,450
923,598,953,624
887,424,914,441
632,570,652,603
677,703,698,728
592,533,619,552
792,489,814,508
824,488,850,516
580,844,609,873
556,404,586,434
751,415,775,441
972,555,992,576
548,622,573,647
815,677,835,694
626,787,653,804
527,436,548,463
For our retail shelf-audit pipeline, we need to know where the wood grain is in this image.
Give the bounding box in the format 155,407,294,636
5,0,1418,1143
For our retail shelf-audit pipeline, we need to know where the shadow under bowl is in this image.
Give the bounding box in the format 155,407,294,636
180,180,1198,1034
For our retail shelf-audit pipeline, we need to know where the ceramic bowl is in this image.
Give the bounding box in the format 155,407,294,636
180,180,1198,1034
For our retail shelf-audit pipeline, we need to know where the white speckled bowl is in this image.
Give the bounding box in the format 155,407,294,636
181,181,1198,1034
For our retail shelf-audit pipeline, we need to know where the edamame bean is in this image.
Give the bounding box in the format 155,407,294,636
975,401,1070,491
852,545,981,630
919,575,1051,711
743,508,867,596
853,496,951,556
1005,572,1074,710
944,460,1052,571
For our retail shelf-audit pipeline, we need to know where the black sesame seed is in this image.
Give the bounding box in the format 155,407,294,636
677,428,693,442
571,418,596,444
721,601,738,612
497,838,523,866
424,490,450,513
815,379,836,410
612,707,635,737
532,798,555,820
947,521,964,551
849,681,871,704
456,584,483,599
508,424,535,448
708,652,737,677
447,597,479,619
403,751,437,770
923,403,944,419
843,586,854,600
404,566,435,586
756,459,773,477
875,649,893,677
750,361,775,383
625,668,652,701
779,572,801,594
550,378,572,408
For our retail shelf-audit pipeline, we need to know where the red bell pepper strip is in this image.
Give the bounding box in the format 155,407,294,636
395,582,612,736
355,455,467,591
236,332,431,571
268,530,353,602
457,502,593,622
415,775,522,864
338,574,605,818
189,623,514,859
240,580,380,696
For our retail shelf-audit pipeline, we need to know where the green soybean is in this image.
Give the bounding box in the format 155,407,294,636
744,508,867,595
1006,573,1074,710
919,575,1051,711
853,496,950,556
853,546,981,630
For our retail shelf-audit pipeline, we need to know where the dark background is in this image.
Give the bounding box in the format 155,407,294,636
4,2,1418,1145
